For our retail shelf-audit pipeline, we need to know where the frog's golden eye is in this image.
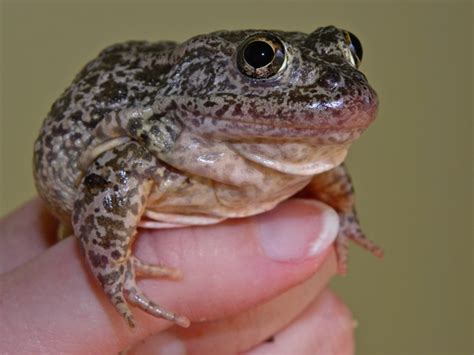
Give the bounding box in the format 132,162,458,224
237,34,286,79
344,31,363,67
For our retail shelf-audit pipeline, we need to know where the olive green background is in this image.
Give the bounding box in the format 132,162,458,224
0,1,472,354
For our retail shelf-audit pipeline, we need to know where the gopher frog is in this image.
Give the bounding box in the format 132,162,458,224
34,26,383,328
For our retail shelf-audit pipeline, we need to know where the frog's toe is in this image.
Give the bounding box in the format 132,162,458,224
122,258,190,328
336,212,384,274
100,272,137,328
342,212,384,258
131,255,183,280
348,229,384,258
335,234,350,275
114,298,136,328
125,285,190,328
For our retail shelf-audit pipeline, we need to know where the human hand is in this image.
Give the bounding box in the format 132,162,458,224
0,198,354,354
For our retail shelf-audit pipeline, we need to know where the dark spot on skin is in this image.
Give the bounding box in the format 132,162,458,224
265,336,275,343
96,78,128,105
215,104,229,117
84,173,110,189
88,250,109,269
70,132,82,141
166,100,178,111
70,110,83,121
97,271,120,287
203,101,217,108
111,250,122,260
231,103,242,116
44,135,53,147
96,215,126,231
127,118,143,136
82,73,100,87
139,133,149,144
50,123,70,137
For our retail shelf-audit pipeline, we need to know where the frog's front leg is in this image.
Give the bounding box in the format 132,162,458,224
79,106,182,170
73,141,189,328
297,163,383,273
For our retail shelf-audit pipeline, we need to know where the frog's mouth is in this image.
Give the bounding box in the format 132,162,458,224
159,89,378,144
178,114,373,145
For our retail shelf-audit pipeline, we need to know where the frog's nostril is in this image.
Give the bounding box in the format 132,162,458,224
318,69,340,90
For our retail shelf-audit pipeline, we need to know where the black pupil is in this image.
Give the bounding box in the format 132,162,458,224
348,32,363,61
243,41,275,68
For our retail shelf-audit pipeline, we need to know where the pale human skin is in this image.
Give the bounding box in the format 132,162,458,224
0,198,355,354
33,26,382,327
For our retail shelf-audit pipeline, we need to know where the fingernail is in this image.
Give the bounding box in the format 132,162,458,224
155,334,186,355
128,332,186,355
257,199,339,262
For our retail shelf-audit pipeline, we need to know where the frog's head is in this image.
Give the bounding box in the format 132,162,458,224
158,26,378,175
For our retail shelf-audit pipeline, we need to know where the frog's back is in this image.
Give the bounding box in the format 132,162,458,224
33,40,177,221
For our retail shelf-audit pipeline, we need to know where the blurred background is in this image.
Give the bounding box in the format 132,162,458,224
0,1,472,354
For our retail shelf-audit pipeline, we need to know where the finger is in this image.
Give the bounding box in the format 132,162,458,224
128,253,337,354
0,198,58,273
246,290,355,355
0,199,339,354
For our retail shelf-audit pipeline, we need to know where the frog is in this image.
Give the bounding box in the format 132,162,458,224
33,25,383,329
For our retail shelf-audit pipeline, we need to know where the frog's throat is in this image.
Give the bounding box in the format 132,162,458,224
158,129,351,189
228,141,349,176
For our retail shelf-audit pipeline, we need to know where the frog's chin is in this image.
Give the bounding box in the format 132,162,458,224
228,141,350,176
